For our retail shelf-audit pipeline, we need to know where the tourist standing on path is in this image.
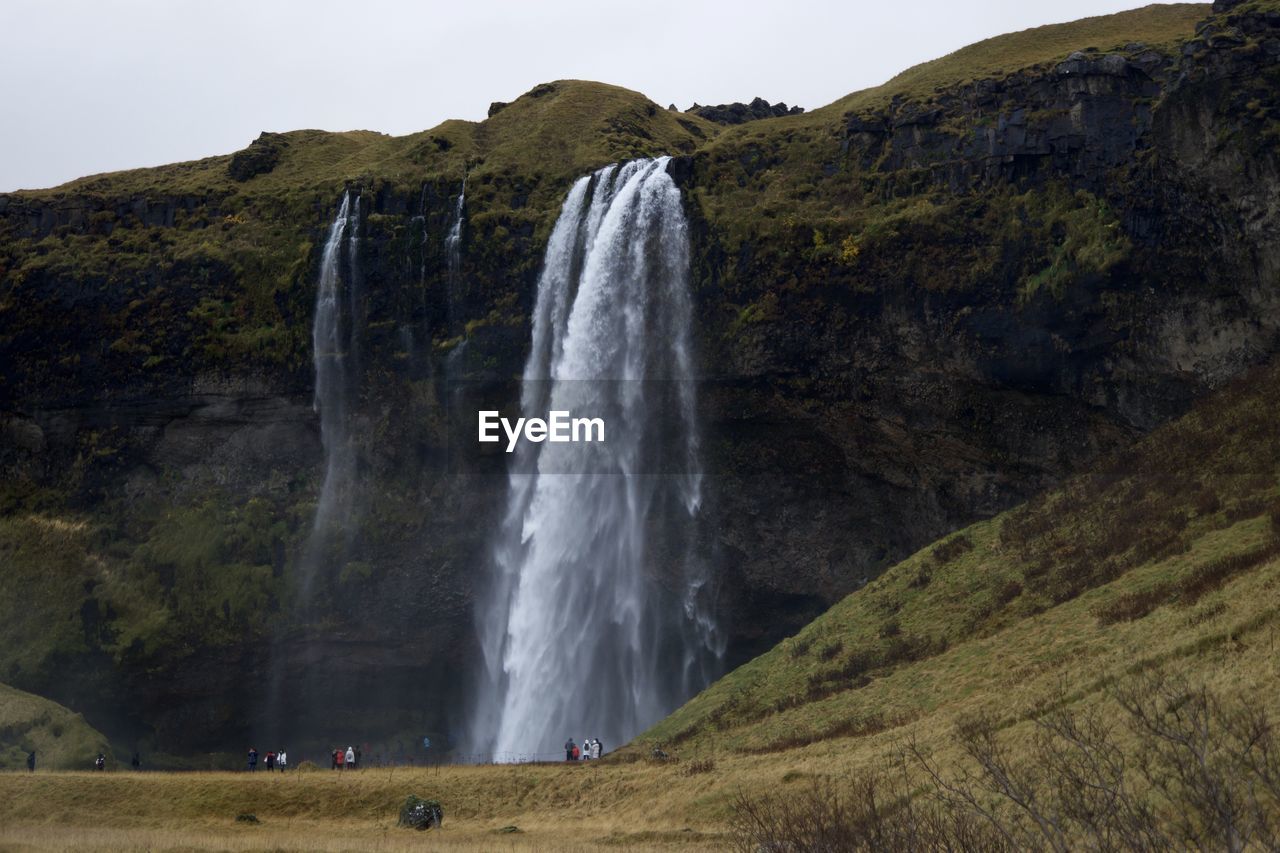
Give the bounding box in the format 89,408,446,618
247,747,258,772
265,750,276,772
26,750,35,773
565,738,575,762
336,747,345,770
344,746,355,770
95,753,106,771
278,749,287,772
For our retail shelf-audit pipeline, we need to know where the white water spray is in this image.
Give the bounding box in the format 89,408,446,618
446,178,465,280
471,158,722,760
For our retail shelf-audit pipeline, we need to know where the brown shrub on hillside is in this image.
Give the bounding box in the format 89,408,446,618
737,676,1274,845
732,673,1280,852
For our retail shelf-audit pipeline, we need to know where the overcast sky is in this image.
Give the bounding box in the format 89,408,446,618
1,0,1189,192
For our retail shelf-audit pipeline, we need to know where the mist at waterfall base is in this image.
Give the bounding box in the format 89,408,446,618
467,158,723,762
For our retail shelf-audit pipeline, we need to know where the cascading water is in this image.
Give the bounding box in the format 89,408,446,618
444,179,465,343
302,189,362,594
470,157,722,761
445,178,465,281
262,188,362,738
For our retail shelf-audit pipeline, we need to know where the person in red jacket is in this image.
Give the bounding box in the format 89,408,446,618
336,747,345,770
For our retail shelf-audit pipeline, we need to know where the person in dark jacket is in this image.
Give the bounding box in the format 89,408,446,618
247,747,258,772
26,751,35,773
564,737,575,762
95,753,106,771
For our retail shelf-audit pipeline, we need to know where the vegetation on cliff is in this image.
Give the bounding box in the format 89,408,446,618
0,681,111,771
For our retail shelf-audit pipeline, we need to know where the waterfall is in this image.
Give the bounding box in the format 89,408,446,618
303,189,362,593
444,179,465,341
445,178,465,280
470,157,722,761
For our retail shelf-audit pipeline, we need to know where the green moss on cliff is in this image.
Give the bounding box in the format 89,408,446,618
0,489,295,697
0,681,112,771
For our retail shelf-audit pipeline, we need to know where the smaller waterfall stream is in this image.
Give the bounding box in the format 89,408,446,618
302,189,362,595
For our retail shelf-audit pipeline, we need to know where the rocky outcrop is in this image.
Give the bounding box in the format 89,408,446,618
841,46,1169,192
687,97,804,125
227,132,287,181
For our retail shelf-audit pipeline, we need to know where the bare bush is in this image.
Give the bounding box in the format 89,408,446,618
729,775,1002,852
731,674,1279,851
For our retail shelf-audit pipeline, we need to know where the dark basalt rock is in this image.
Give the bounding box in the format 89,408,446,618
398,796,443,830
686,97,804,125
228,132,286,182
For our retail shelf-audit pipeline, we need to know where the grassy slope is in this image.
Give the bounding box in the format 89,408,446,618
8,80,717,224
832,3,1206,114
642,359,1280,755
0,681,112,771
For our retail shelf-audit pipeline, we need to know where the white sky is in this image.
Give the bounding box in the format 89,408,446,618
0,0,1191,192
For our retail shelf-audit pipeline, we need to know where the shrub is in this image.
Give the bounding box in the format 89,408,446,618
1093,585,1172,624
398,795,443,830
733,674,1280,851
683,758,716,776
931,534,974,565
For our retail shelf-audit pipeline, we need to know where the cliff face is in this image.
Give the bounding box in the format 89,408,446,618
687,2,1280,649
1,4,1278,752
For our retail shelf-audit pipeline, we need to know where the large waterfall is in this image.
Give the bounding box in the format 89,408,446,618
471,157,721,761
303,189,361,594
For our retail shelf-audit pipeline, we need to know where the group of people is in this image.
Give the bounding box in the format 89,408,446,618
330,745,360,770
564,737,604,761
246,747,288,771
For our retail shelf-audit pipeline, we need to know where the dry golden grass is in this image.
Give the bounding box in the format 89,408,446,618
0,763,733,852
0,821,725,852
